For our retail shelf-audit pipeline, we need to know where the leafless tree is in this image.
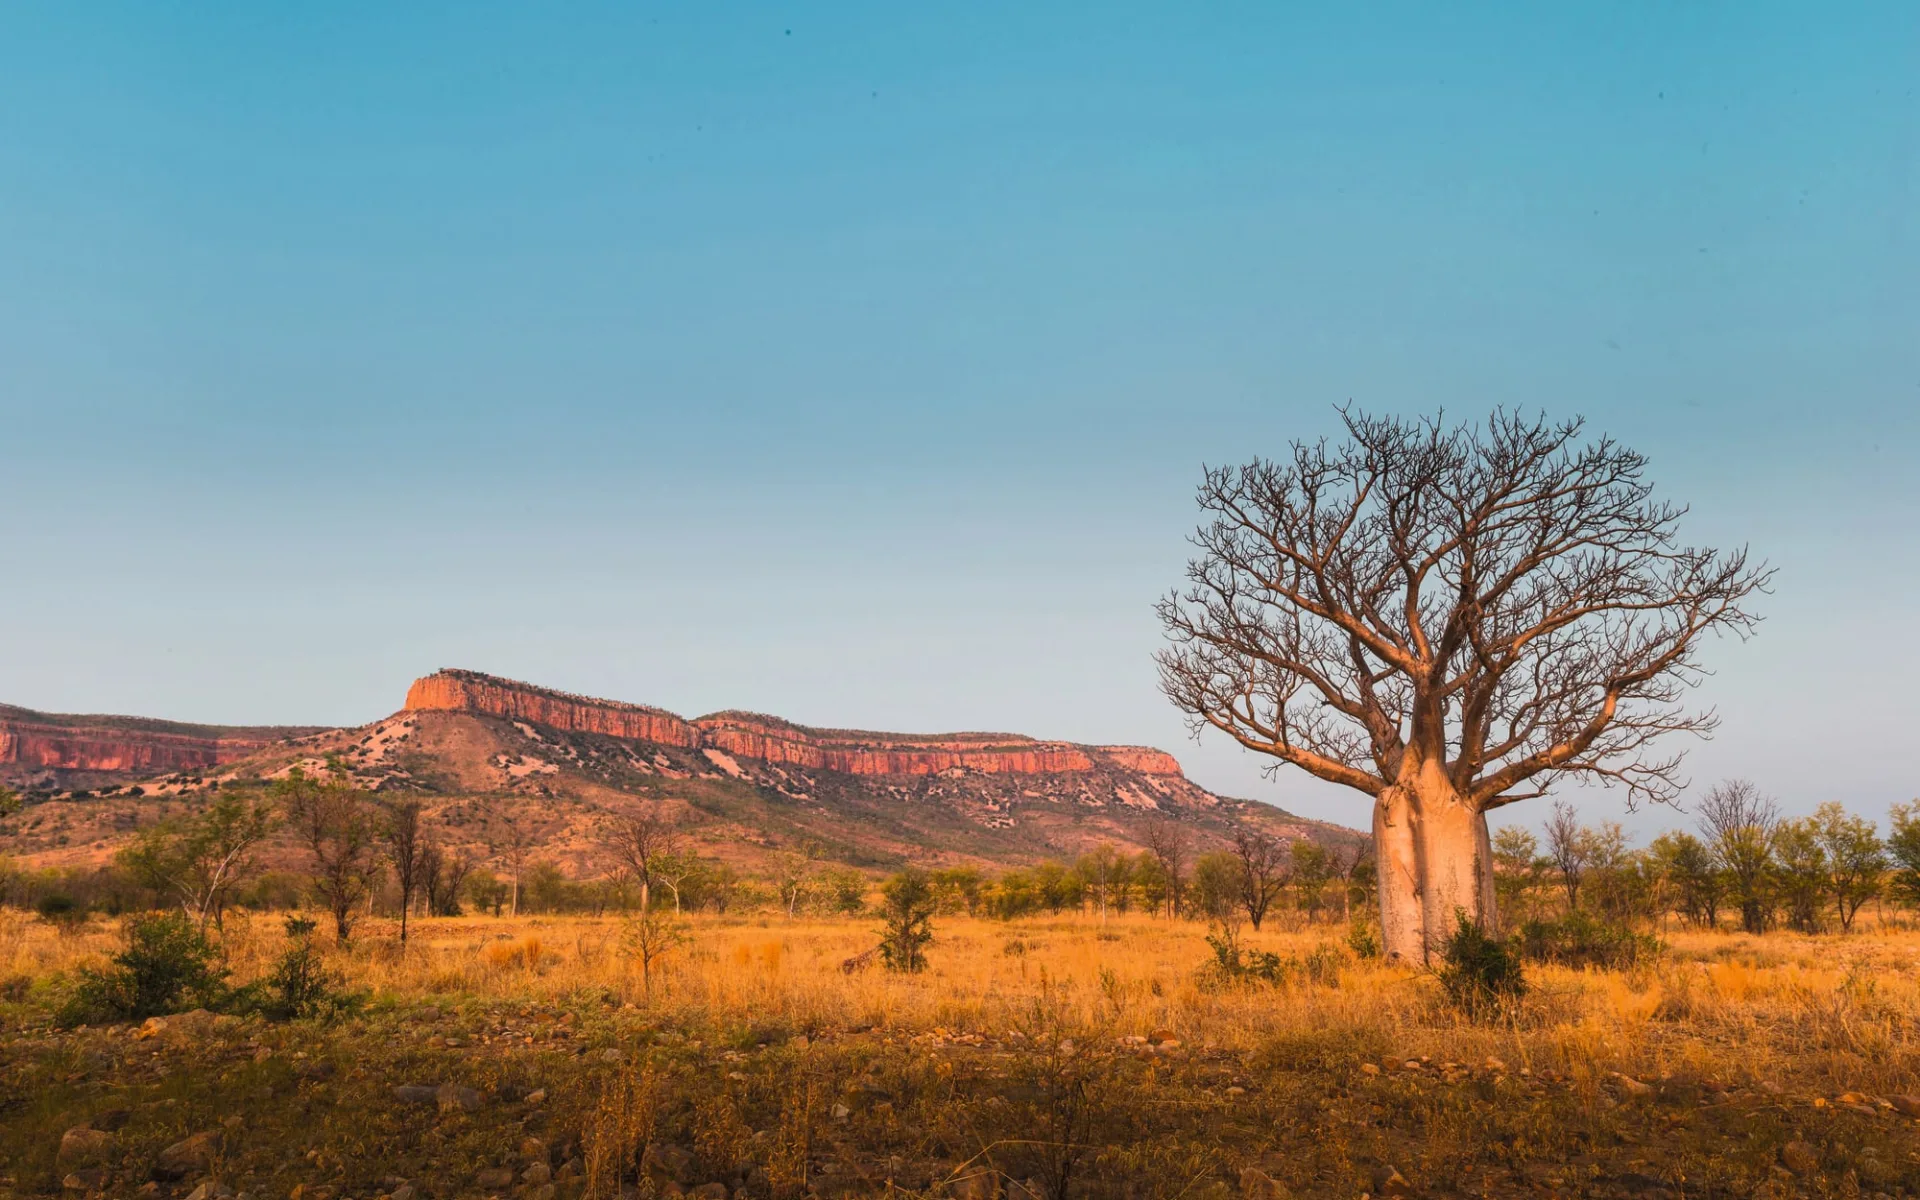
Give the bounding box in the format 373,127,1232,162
1696,778,1780,934
422,841,474,916
1142,820,1191,919
1157,409,1769,960
382,800,429,944
1542,800,1591,912
1228,829,1291,930
278,766,378,942
600,803,683,916
491,809,531,918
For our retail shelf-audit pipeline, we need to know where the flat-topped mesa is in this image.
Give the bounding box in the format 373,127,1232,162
0,705,321,775
404,669,700,748
404,670,1187,778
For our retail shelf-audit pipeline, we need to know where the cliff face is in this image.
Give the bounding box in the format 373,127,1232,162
405,669,1184,779
0,705,323,780
405,671,701,748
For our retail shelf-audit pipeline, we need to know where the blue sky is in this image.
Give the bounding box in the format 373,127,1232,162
2,3,1916,835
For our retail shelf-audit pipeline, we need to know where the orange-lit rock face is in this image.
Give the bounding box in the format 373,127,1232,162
405,672,702,748
405,670,1190,779
696,716,1097,776
0,720,280,774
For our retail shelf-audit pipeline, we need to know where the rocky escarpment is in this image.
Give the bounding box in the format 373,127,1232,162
405,669,1186,779
0,704,328,788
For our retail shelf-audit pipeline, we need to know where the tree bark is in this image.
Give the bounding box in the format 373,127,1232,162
1374,774,1498,964
1373,788,1424,963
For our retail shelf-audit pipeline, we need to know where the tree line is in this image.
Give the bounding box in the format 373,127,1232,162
1494,782,1919,935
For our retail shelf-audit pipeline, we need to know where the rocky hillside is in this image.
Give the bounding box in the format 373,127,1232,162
1,670,1361,875
0,703,326,792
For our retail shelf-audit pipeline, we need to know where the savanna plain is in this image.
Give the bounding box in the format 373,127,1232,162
6,904,1920,1200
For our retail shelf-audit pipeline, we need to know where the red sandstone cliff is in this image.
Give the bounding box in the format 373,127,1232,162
0,705,324,778
405,671,700,748
405,669,1186,779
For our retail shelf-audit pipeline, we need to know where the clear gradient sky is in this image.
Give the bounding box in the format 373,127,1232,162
2,4,1916,835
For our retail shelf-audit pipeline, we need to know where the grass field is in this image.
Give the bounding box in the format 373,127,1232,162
4,908,1919,1198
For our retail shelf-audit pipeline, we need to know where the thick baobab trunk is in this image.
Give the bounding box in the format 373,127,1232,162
1374,772,1498,963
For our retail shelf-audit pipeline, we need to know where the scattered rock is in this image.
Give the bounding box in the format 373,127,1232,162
92,1109,132,1132
153,1130,223,1181
1612,1073,1653,1098
1780,1141,1819,1176
185,1183,236,1200
392,1085,439,1105
523,1089,547,1106
296,1061,337,1082
1148,1028,1177,1045
522,1162,552,1185
831,1103,852,1120
57,1127,117,1169
950,1169,1000,1200
62,1169,107,1193
1239,1166,1287,1198
1891,1095,1920,1117
642,1143,696,1185
436,1083,484,1114
473,1166,514,1189
1359,1063,1380,1077
1373,1166,1414,1197
390,1188,416,1200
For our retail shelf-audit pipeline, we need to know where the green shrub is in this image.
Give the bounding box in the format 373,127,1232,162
1436,911,1526,1018
35,893,88,933
242,919,357,1021
1345,920,1381,960
1519,911,1661,970
60,911,227,1025
1204,924,1287,985
878,869,935,973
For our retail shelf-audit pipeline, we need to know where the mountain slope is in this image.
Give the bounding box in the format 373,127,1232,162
0,670,1361,873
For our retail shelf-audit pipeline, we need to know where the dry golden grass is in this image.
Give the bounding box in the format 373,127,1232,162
8,906,1920,1098
8,908,1920,1197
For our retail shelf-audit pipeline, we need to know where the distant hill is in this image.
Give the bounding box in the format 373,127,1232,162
0,669,1362,874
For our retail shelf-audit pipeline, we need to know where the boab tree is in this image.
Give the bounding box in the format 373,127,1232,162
1157,409,1768,962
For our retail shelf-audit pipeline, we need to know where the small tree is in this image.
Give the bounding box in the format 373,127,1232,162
1889,802,1920,909
1141,821,1190,920
878,869,935,972
1648,831,1722,929
1543,800,1592,912
1290,839,1332,923
770,849,817,918
117,791,275,932
383,799,428,944
1697,779,1778,934
1770,817,1828,933
1814,801,1884,933
1490,827,1546,923
622,908,689,1000
279,767,378,942
1190,851,1243,921
1227,830,1290,930
421,841,473,917
1072,846,1131,923
601,803,682,915
491,809,531,917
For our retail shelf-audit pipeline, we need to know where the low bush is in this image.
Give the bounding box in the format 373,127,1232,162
234,916,359,1022
1519,911,1662,970
1437,911,1526,1018
59,911,227,1025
